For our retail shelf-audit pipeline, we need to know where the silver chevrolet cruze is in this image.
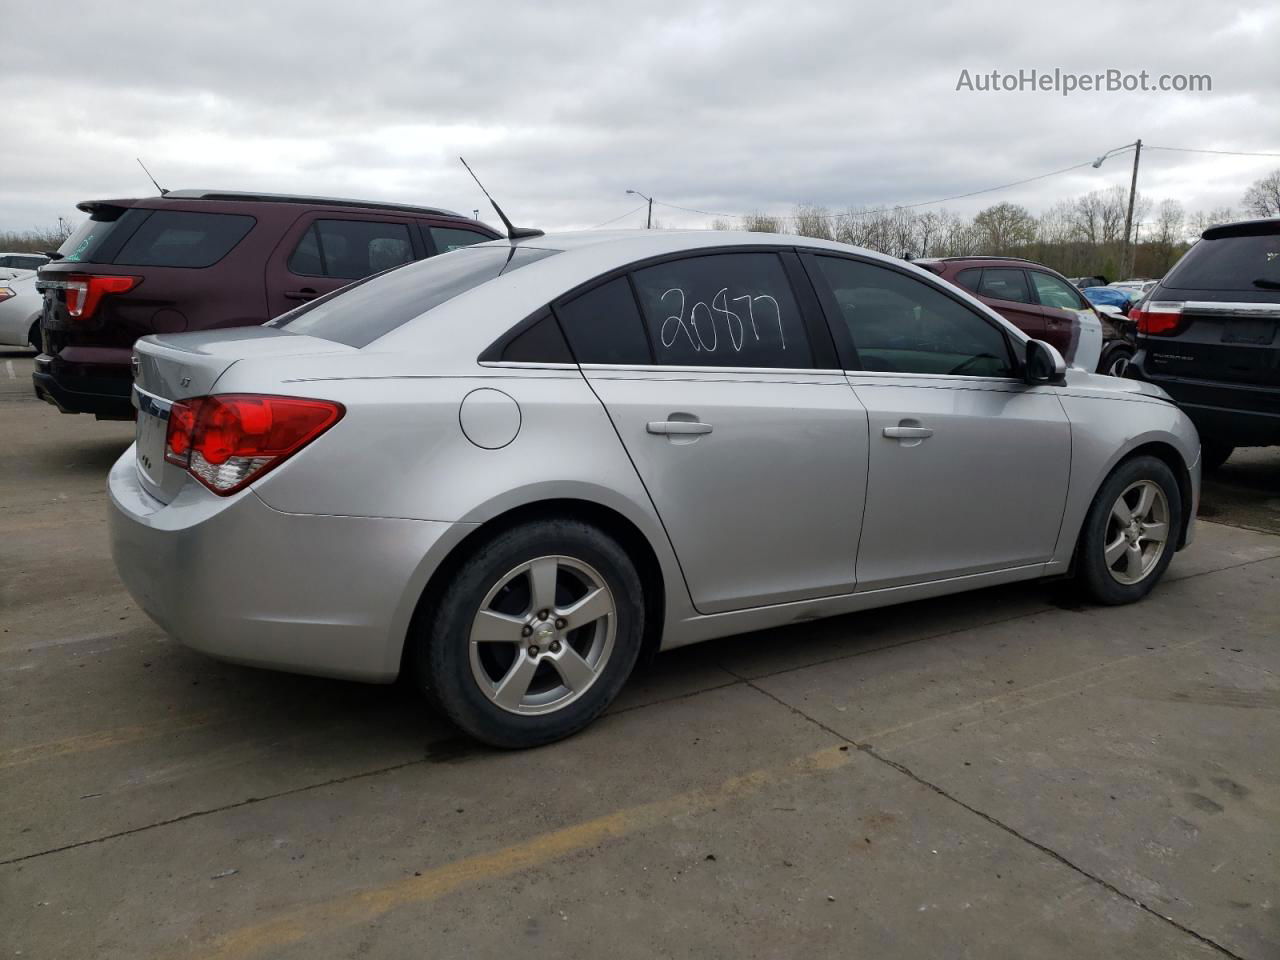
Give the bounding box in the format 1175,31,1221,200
110,231,1200,747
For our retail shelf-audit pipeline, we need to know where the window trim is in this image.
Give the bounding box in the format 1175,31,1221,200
801,251,1022,380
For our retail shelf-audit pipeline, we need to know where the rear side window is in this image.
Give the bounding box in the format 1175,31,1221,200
430,226,492,253
289,219,415,280
977,268,1033,304
0,255,47,270
630,253,812,368
954,267,982,293
112,211,255,268
1163,232,1280,291
271,246,558,347
556,277,652,365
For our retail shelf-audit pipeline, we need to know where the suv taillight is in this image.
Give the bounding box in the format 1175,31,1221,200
164,394,344,495
1132,301,1184,336
63,274,141,320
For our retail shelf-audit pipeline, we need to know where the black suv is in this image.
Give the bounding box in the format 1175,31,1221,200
1127,218,1280,468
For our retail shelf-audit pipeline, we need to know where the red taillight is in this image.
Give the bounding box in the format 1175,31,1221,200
163,394,344,495
1133,301,1184,336
63,273,140,320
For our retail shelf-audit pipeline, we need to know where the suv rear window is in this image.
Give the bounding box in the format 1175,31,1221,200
271,245,557,347
112,211,256,268
57,207,149,264
1163,231,1280,291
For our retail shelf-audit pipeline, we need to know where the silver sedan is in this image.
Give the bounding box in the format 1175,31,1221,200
109,231,1201,747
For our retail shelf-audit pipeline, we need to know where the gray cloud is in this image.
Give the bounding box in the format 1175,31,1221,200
1,0,1278,234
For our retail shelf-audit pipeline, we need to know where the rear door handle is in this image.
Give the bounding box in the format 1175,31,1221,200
882,425,933,439
284,288,319,302
647,420,713,436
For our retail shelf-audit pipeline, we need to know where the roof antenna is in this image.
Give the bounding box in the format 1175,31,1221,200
137,157,168,196
458,157,543,240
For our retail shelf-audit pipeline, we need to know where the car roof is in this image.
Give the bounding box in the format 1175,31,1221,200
76,190,466,219
1200,217,1280,240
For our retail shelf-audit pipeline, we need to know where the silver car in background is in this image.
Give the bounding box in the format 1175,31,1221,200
110,231,1200,747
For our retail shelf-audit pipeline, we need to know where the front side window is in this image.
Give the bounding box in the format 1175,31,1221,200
1030,271,1085,310
430,226,492,253
976,268,1033,304
630,253,812,368
289,219,415,280
112,211,256,268
815,257,1015,377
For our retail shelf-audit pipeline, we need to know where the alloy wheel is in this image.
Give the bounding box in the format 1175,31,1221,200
1106,353,1131,377
468,555,616,715
1103,480,1170,585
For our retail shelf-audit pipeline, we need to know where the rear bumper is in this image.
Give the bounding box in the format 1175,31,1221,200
1128,353,1280,447
108,446,472,682
33,353,133,419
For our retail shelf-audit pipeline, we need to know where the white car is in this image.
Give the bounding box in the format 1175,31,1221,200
0,252,50,282
1109,279,1158,296
0,274,43,351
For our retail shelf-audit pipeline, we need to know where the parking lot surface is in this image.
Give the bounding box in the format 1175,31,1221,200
2,349,1277,959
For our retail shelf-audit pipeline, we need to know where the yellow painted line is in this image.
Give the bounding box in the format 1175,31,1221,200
185,744,853,960
0,714,221,770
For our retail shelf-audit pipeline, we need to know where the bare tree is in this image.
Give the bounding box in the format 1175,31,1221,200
741,212,784,233
971,202,1037,253
709,217,734,231
791,204,834,240
1241,169,1280,218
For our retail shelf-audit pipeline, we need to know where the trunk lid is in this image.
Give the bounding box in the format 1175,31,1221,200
132,327,354,503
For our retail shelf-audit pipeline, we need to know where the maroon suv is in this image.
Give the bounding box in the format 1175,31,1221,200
34,190,500,419
915,256,1132,373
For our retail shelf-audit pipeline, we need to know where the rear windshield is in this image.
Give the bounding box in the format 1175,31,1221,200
113,211,256,267
270,245,558,347
1163,232,1280,291
57,207,148,264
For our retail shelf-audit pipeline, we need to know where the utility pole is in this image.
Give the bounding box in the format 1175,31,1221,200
1121,139,1142,278
626,189,654,229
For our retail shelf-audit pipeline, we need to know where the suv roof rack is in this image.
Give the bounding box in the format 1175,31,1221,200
160,189,463,218
939,255,1038,265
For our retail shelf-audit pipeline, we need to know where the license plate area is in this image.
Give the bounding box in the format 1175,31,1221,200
1222,318,1277,345
135,410,168,486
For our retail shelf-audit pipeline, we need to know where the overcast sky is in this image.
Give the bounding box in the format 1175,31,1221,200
2,0,1278,236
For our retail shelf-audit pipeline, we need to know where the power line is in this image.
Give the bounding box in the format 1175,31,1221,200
647,142,1279,224
1146,145,1280,158
589,204,647,229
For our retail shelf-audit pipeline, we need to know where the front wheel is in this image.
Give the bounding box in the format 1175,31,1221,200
1076,456,1182,605
413,518,645,748
1098,342,1134,378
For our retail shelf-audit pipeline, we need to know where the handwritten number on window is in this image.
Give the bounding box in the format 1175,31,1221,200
658,287,785,356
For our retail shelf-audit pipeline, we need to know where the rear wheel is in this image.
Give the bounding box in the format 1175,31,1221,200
414,518,645,748
1200,441,1234,472
1077,456,1182,605
1098,342,1133,378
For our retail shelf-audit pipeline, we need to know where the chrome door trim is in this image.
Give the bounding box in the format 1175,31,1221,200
1181,301,1280,318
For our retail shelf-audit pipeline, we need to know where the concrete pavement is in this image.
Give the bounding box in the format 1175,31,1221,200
2,350,1277,959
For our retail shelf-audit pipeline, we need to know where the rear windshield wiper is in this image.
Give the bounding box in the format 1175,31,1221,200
1254,278,1280,290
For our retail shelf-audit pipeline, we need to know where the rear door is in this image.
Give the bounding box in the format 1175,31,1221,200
561,250,870,614
265,214,421,318
807,254,1070,590
954,266,1047,340
1028,269,1094,362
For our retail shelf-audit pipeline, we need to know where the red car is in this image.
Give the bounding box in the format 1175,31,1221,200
34,190,500,419
915,256,1130,373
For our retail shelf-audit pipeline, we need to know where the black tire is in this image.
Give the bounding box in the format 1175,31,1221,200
1098,342,1134,378
28,319,41,352
413,518,645,748
1077,455,1182,605
1200,441,1234,472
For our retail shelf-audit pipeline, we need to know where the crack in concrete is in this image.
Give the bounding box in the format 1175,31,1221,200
731,672,1249,960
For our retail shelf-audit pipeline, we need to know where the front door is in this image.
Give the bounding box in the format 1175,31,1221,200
557,252,869,614
806,254,1071,590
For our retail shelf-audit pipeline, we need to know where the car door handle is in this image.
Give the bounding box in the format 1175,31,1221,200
284,288,319,301
647,420,713,436
882,425,933,439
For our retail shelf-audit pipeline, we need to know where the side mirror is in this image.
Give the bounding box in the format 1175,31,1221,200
1024,339,1067,385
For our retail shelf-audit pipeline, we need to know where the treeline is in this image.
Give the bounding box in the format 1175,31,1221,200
0,225,72,254
712,185,1246,279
